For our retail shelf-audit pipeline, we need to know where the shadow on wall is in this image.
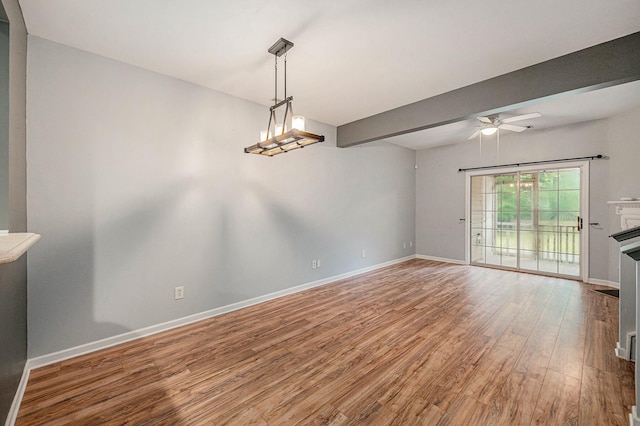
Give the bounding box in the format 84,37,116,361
22,160,339,422
213,176,336,303
21,180,200,423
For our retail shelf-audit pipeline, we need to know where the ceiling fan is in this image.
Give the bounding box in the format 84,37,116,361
468,112,542,139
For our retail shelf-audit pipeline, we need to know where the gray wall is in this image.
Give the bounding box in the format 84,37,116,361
0,258,27,423
608,106,640,281
0,20,8,230
0,0,27,423
416,119,612,281
26,37,416,357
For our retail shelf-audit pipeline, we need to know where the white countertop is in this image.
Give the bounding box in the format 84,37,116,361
0,233,41,264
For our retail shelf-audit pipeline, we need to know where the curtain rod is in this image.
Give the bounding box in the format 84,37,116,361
458,154,604,173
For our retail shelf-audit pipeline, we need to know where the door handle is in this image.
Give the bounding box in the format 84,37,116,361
577,216,583,231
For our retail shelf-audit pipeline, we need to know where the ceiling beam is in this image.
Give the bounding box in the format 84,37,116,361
337,31,640,148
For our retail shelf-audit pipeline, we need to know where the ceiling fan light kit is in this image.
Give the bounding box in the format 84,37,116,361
468,112,542,140
481,126,498,136
244,38,325,157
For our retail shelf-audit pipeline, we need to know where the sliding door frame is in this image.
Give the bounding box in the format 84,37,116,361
464,160,589,280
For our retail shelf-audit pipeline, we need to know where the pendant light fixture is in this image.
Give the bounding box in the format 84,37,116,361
244,38,324,156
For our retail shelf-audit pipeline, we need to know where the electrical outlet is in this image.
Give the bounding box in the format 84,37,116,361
174,286,184,300
312,260,317,269
403,242,407,249
362,249,366,258
316,259,321,268
410,241,413,247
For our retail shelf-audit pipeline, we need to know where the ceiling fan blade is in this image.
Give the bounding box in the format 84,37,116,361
468,130,481,140
476,116,492,123
501,112,542,124
499,124,527,132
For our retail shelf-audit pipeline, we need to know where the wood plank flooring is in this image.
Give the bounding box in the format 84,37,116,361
16,259,634,425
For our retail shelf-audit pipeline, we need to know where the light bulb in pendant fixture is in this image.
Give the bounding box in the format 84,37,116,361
481,126,498,136
292,115,305,131
274,123,287,136
260,130,272,142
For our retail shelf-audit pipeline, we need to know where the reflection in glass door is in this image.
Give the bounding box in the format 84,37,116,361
470,167,582,277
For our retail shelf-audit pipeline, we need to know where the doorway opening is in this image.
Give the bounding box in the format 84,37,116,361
467,163,588,279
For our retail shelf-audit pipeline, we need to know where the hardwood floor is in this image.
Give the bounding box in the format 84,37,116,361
16,259,634,425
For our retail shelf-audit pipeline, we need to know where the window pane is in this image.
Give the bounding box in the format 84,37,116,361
477,193,496,211
498,192,517,211
497,212,517,224
471,228,484,243
486,246,502,266
472,247,485,264
558,231,580,257
519,211,532,227
520,250,537,271
538,231,557,253
559,190,580,211
484,176,495,193
501,254,517,268
559,257,580,276
497,174,517,192
482,229,494,248
495,230,514,248
539,171,558,191
557,211,578,226
539,190,559,211
520,189,532,213
559,169,580,190
539,255,559,273
520,230,536,251
472,176,488,195
538,212,558,234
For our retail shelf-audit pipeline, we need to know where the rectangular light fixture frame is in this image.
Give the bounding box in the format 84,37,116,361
244,129,325,156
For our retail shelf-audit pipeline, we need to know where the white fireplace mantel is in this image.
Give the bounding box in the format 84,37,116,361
608,200,640,230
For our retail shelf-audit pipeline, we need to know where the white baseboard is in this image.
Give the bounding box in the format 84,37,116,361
631,406,640,426
28,255,416,371
5,255,413,423
415,254,467,265
587,278,620,289
616,341,629,360
5,361,31,426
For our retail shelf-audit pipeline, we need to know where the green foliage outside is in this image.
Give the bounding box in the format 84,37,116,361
474,168,581,257
493,170,580,226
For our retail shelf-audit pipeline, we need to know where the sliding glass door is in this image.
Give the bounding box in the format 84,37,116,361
469,166,584,278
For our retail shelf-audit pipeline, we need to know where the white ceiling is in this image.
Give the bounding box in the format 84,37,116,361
17,0,640,149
